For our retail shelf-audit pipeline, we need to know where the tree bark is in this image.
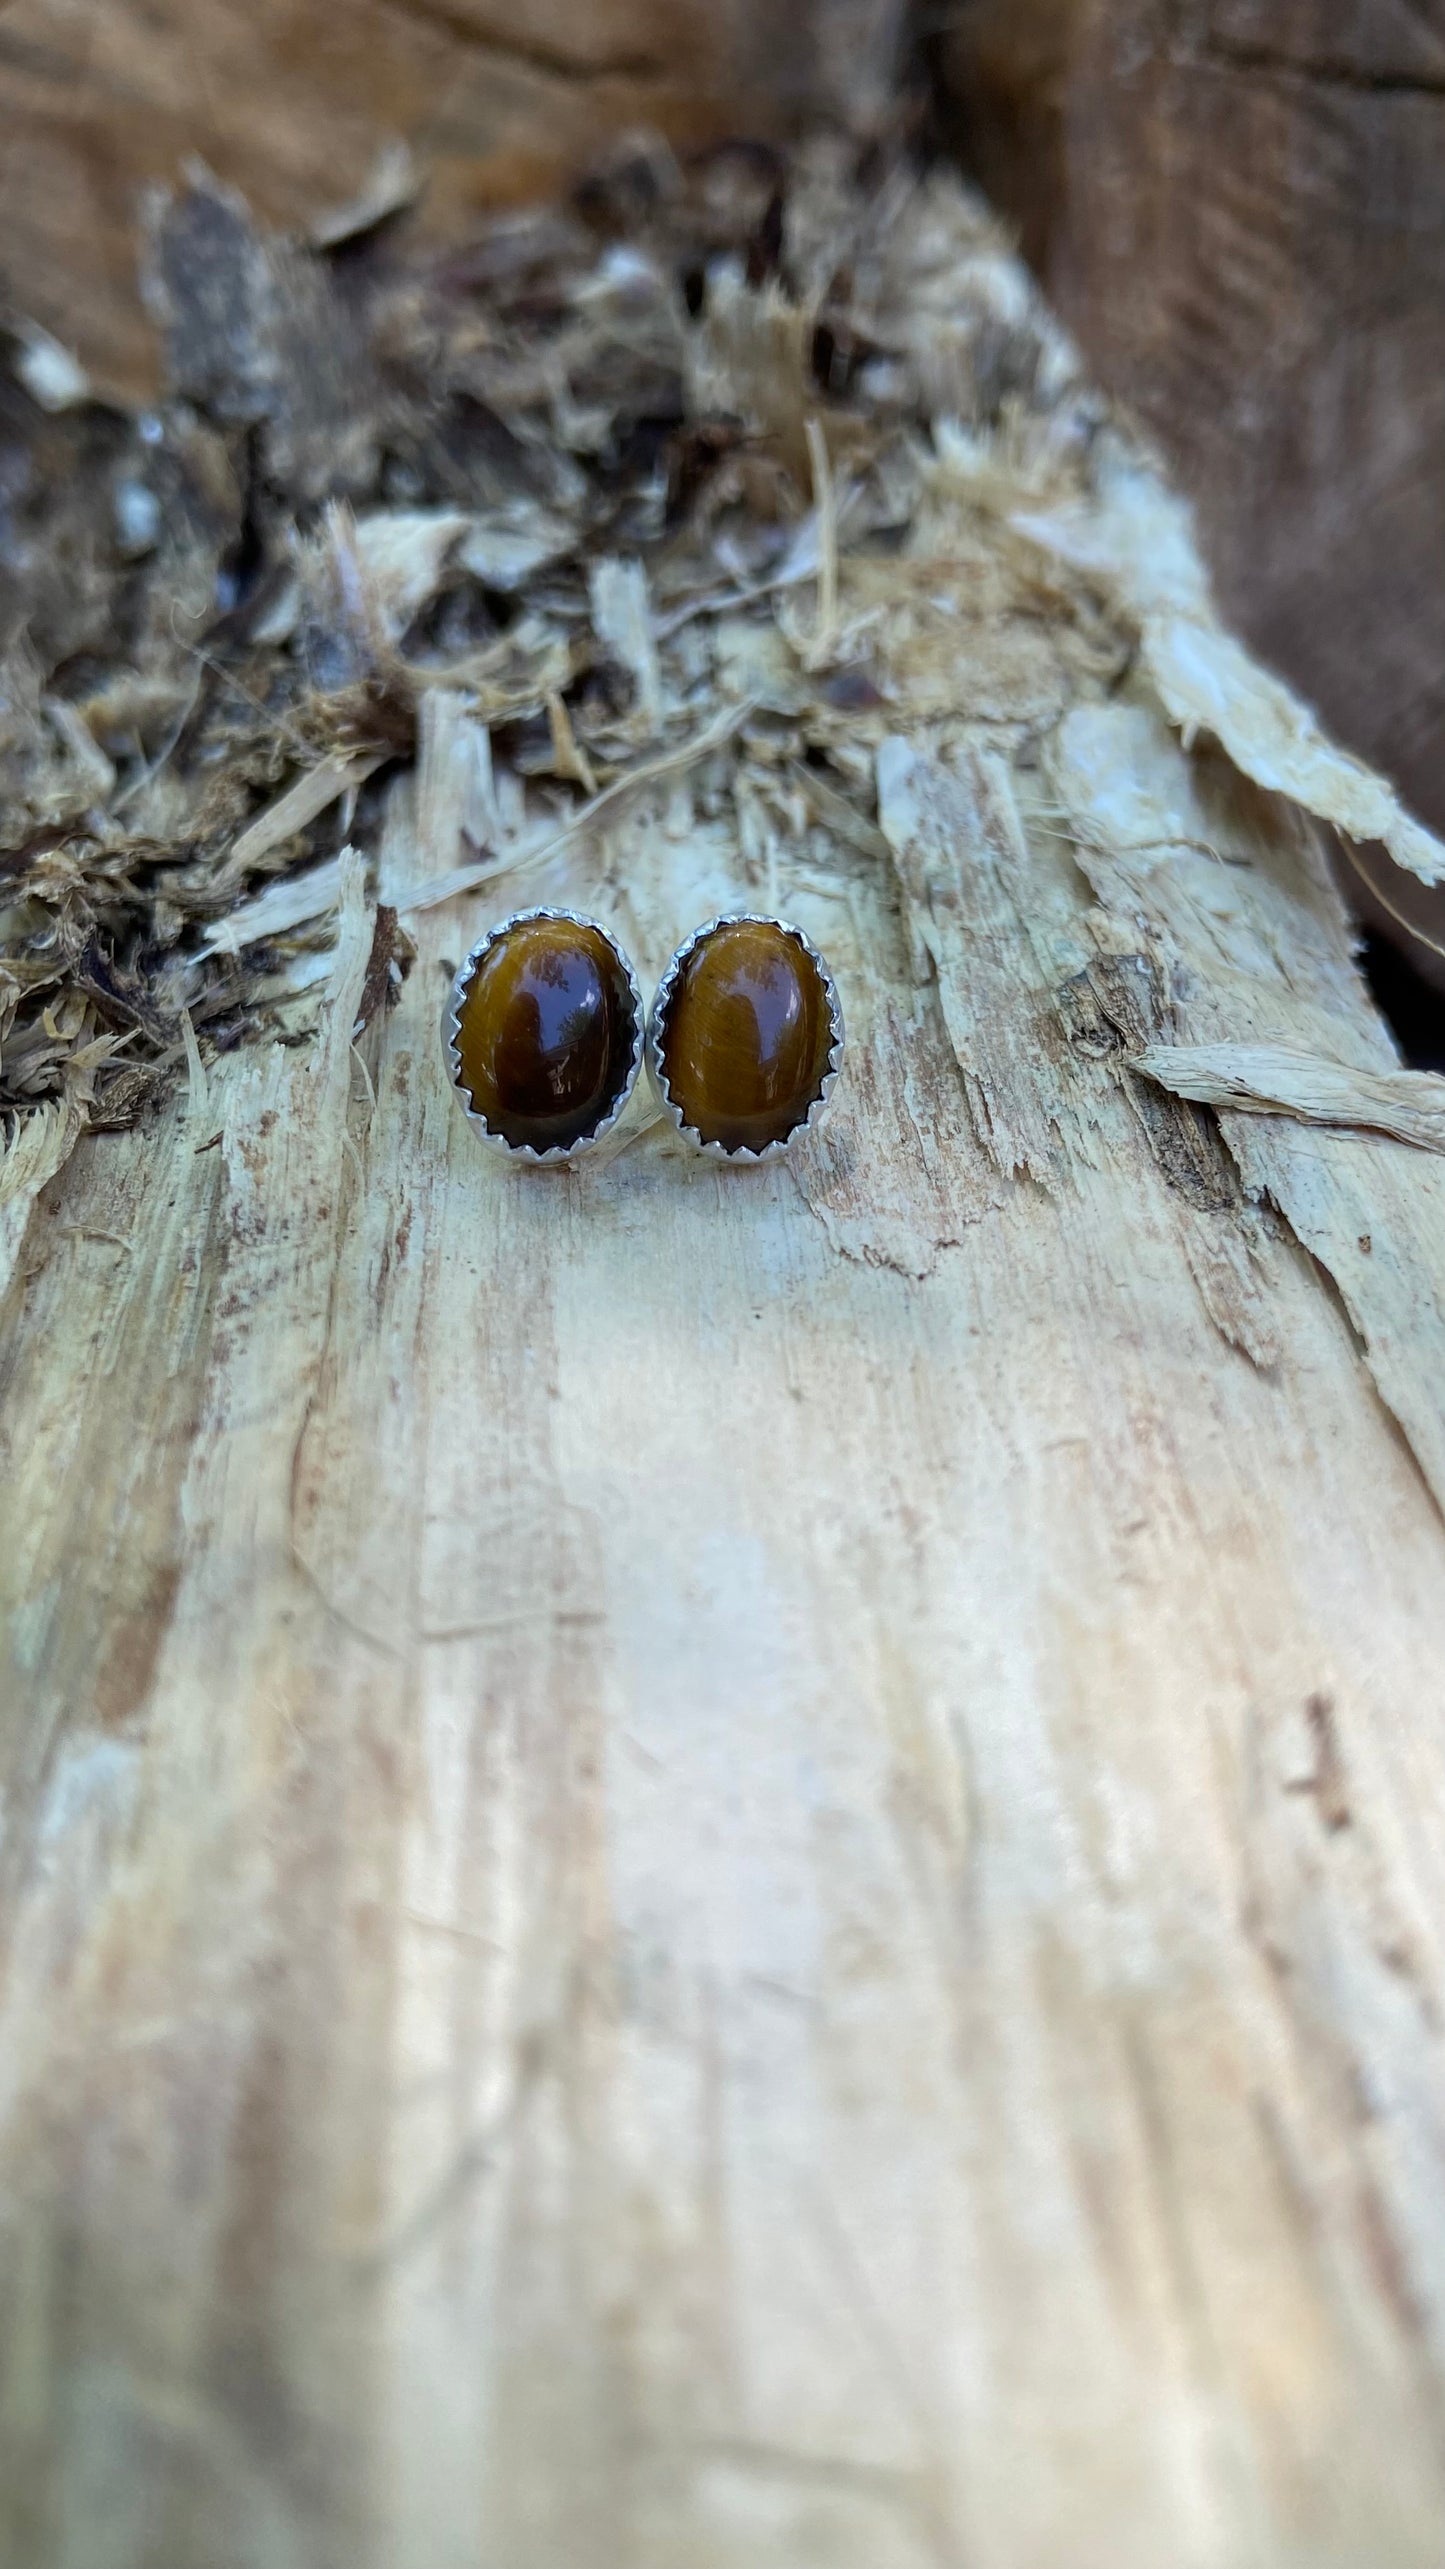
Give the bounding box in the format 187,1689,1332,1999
936,0,1445,862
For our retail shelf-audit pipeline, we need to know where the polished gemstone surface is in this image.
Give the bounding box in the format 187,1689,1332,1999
658,920,835,1153
455,916,636,1151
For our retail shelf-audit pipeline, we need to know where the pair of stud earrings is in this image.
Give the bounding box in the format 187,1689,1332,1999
444,906,844,1165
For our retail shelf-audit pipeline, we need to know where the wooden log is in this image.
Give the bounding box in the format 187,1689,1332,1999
5,145,1445,2569
935,0,1445,862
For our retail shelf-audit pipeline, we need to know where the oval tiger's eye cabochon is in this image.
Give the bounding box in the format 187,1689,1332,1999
455,916,638,1153
657,920,835,1153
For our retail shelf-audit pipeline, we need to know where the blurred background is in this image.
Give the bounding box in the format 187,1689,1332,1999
5,0,1445,1006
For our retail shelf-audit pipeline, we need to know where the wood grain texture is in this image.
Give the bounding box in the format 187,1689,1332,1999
7,681,1445,2561
937,0,1445,851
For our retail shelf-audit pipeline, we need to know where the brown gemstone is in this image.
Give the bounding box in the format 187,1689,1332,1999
657,919,835,1153
455,915,637,1152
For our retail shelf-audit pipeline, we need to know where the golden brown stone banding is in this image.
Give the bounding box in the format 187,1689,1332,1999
652,916,840,1154
450,912,640,1155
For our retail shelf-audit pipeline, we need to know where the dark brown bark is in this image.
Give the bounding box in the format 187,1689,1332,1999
937,1,1445,858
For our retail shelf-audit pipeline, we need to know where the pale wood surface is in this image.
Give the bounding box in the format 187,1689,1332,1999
5,720,1445,2562
6,160,1445,2561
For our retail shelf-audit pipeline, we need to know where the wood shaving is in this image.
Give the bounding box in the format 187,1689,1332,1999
1134,1043,1445,1155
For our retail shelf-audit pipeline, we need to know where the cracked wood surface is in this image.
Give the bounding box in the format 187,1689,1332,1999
6,681,1445,2564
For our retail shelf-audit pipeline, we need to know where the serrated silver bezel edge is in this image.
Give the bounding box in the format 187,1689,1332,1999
444,905,646,1164
646,911,845,1163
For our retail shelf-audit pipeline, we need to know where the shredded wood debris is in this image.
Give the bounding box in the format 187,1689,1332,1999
2,130,1439,1179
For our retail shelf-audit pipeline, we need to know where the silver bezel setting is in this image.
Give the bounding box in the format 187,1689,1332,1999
444,906,645,1164
647,911,845,1162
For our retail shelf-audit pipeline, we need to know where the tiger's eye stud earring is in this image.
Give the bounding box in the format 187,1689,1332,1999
648,913,844,1159
445,907,644,1161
